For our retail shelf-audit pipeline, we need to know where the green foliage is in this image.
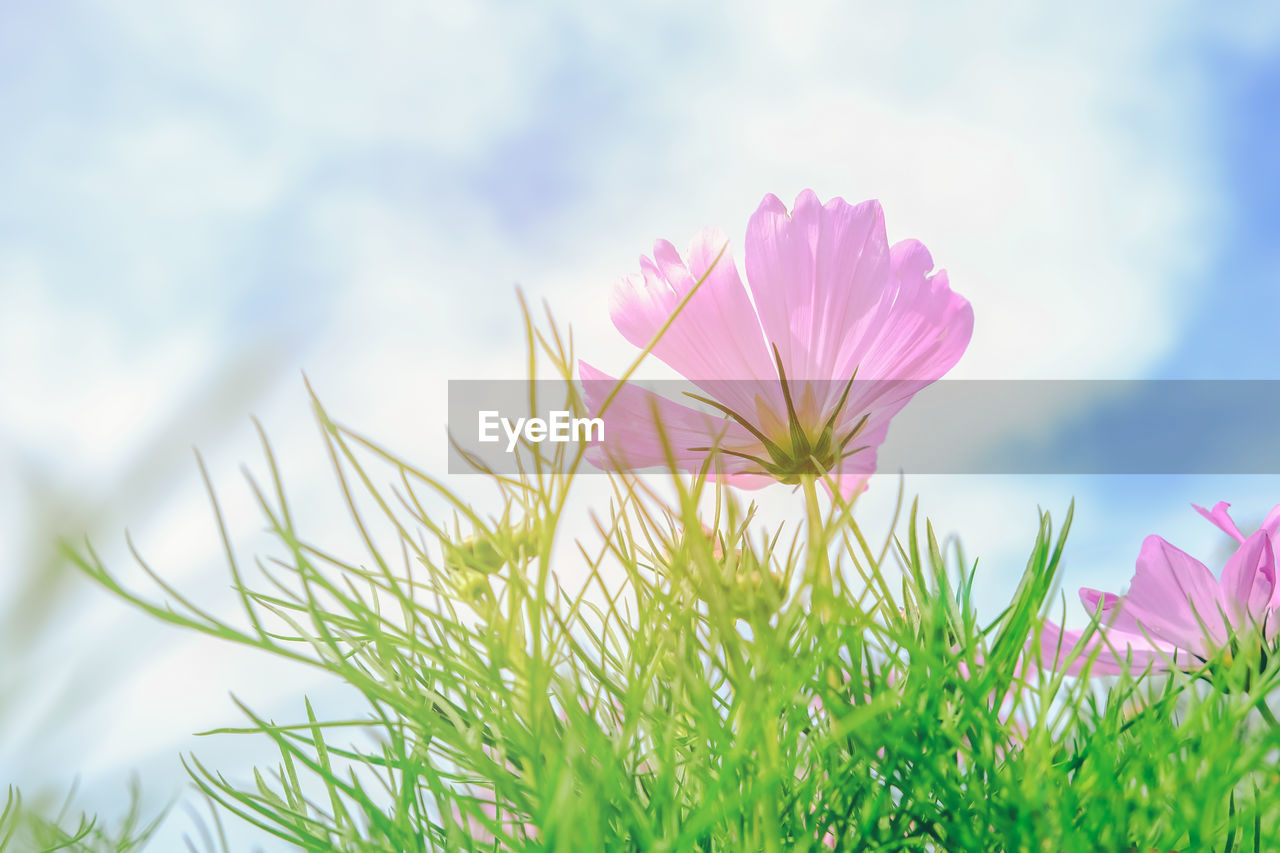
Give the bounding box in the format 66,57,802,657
69,300,1280,851
0,781,163,853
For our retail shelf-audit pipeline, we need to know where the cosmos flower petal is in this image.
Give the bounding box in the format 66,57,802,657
609,227,775,419
1078,588,1145,635
744,190,890,381
579,361,768,486
1219,530,1275,626
1039,622,1176,677
1193,501,1247,543
1125,534,1229,650
841,239,974,387
1262,504,1280,538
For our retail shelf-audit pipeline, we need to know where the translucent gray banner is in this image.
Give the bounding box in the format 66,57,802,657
446,380,1280,475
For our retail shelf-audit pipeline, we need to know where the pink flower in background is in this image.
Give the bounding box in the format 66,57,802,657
579,190,973,496
449,784,536,848
1041,502,1280,676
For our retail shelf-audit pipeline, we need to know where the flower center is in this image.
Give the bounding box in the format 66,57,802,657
685,344,870,484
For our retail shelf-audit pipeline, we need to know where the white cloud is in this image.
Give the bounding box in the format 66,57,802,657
539,1,1221,381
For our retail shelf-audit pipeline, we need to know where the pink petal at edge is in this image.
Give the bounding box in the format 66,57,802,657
1078,587,1145,635
1193,501,1247,543
1262,503,1280,538
1038,621,1174,677
1124,535,1229,654
1219,530,1275,627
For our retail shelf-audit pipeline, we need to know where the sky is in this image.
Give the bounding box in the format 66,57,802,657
2,1,1279,848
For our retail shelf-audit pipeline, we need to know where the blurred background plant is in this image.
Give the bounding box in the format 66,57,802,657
0,349,286,848
0,780,164,852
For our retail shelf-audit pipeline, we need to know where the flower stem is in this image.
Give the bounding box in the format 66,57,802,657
801,476,832,604
1255,697,1280,731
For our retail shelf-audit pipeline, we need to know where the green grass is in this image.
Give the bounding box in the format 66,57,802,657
0,781,163,852
59,299,1280,851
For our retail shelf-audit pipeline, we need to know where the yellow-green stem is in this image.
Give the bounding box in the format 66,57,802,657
801,476,832,600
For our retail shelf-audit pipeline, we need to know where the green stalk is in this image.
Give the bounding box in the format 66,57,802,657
801,475,831,604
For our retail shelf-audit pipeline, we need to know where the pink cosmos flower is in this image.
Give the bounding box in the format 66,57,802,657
579,189,973,497
1041,502,1280,676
